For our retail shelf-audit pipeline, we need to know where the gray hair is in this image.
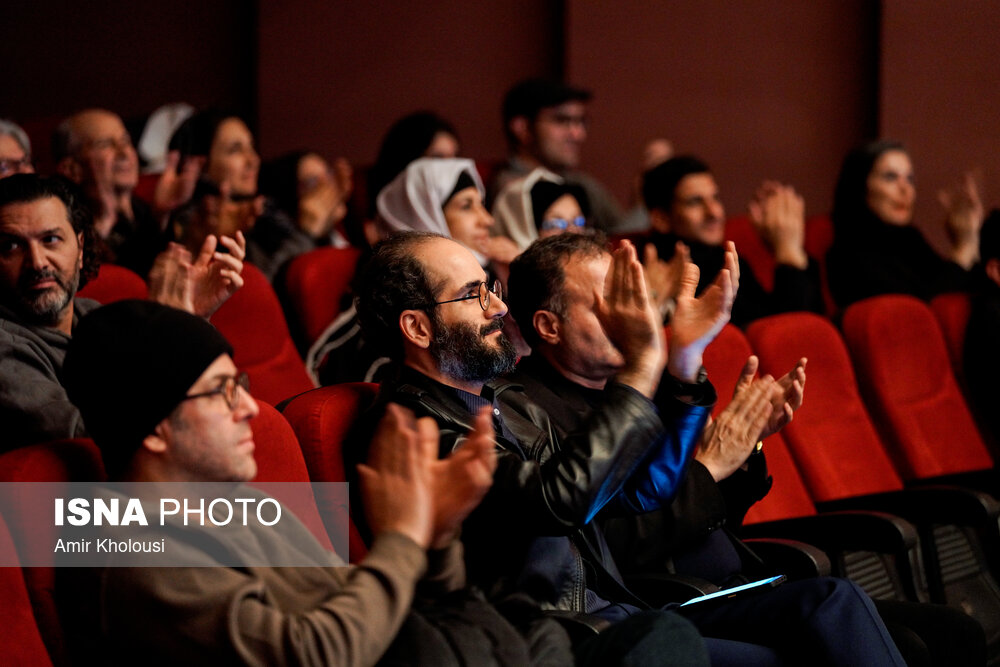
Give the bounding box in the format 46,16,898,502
0,119,31,158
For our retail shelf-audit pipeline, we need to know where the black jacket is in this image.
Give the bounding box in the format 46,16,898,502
346,364,711,614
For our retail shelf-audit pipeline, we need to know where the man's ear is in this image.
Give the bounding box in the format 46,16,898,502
75,231,84,271
509,116,532,147
986,258,1000,287
141,420,171,455
400,309,433,350
56,157,81,182
648,208,672,234
533,310,561,346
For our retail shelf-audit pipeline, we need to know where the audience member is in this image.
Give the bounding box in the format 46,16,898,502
349,230,787,665
826,139,983,308
617,137,674,234
0,119,34,179
491,167,592,251
307,157,520,388
492,78,624,233
507,233,979,666
366,110,460,220
52,109,163,273
57,299,561,666
642,155,823,327
166,110,311,280
964,209,1000,453
258,150,357,248
0,173,243,451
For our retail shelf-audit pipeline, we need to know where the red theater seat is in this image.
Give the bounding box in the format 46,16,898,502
283,246,362,347
842,295,993,481
280,383,379,563
930,291,973,386
211,263,315,405
76,264,148,304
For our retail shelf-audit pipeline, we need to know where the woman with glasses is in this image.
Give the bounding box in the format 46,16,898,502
491,167,591,252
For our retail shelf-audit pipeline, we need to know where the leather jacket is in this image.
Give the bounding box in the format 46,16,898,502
348,364,712,614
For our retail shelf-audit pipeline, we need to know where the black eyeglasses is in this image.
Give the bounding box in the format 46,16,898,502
431,280,503,312
181,372,250,411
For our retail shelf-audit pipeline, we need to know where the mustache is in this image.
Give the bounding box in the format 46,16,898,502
18,268,66,291
481,319,505,337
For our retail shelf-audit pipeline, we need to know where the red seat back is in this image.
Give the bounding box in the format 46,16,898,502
76,264,148,304
249,401,336,552
746,313,905,503
841,295,993,480
0,440,105,666
929,291,972,385
0,512,52,666
211,263,314,405
701,324,817,524
725,215,775,292
283,247,362,346
280,383,379,563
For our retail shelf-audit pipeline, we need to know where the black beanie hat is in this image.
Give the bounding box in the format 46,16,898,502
63,300,233,476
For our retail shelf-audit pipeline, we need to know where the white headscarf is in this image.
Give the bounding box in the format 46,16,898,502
491,167,565,251
376,157,488,264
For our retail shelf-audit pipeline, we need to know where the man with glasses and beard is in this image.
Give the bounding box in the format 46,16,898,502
0,173,244,451
350,230,805,665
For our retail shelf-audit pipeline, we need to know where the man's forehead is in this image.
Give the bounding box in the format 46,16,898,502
563,253,609,298
675,172,718,199
0,197,73,234
75,110,125,139
416,238,486,288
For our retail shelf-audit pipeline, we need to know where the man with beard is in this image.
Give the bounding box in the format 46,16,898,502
0,173,244,451
350,231,797,665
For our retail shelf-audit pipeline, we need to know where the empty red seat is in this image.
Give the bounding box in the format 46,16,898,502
841,295,993,481
211,263,315,405
746,312,905,502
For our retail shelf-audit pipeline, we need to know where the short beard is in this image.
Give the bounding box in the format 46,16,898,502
430,315,517,384
12,267,79,326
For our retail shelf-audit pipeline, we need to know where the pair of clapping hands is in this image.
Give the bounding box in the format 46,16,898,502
359,405,497,551
599,240,806,482
147,231,246,319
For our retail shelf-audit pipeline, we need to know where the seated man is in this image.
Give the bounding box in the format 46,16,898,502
0,119,34,179
0,173,243,451
57,299,527,665
505,232,916,665
491,78,624,233
53,109,165,274
642,155,823,327
350,230,806,665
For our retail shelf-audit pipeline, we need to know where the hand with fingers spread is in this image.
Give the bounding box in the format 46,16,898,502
643,241,689,322
596,240,665,397
940,171,984,269
188,231,246,317
356,404,437,549
668,241,739,382
696,374,776,481
429,405,497,548
147,231,246,317
748,180,808,269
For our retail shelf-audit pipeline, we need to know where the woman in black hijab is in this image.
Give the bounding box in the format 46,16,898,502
826,140,983,308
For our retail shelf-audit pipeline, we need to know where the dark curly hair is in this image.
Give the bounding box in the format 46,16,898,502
354,231,448,362
0,173,100,289
507,232,608,349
